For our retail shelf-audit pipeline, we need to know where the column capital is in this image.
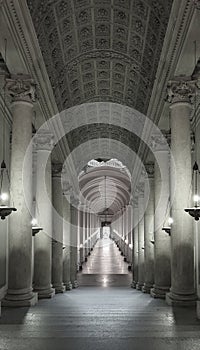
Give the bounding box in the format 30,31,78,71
52,162,63,177
6,74,37,103
35,130,54,151
145,163,154,178
150,132,169,152
167,78,196,105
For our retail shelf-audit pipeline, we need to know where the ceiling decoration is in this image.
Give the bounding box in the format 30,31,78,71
79,166,131,213
27,0,173,114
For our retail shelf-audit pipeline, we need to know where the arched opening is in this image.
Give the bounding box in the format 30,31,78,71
77,158,133,287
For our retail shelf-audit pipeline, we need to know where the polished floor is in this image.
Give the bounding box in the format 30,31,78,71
0,238,200,350
78,237,132,287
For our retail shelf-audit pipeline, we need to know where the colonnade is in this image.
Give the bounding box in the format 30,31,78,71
112,78,199,309
0,74,100,309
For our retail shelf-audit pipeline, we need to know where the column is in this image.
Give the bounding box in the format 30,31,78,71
136,187,145,290
51,163,65,293
166,79,196,306
33,130,55,299
143,163,155,293
131,198,139,288
70,194,79,288
79,209,84,266
3,75,38,306
63,188,72,290
84,211,88,260
150,133,171,299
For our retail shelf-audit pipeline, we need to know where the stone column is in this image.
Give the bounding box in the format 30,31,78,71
63,188,72,290
143,163,155,293
84,211,88,259
33,130,55,299
150,133,171,299
136,187,145,290
70,194,79,288
165,79,196,306
79,209,84,266
52,163,65,293
131,198,139,288
3,75,38,306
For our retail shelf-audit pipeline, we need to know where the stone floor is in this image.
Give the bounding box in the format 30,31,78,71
0,238,200,350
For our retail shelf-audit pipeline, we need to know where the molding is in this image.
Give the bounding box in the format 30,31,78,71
1,0,78,191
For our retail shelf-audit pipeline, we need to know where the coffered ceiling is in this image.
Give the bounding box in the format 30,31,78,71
27,0,173,114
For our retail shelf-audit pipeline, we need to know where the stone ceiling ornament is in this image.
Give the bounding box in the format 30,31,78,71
27,0,173,113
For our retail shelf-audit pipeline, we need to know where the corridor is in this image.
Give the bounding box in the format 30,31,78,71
78,237,132,287
0,239,200,350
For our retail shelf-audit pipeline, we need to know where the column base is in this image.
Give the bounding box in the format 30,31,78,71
65,282,72,291
142,283,153,294
131,281,137,289
166,290,197,307
136,282,143,291
150,286,169,299
54,284,66,294
34,287,55,299
2,289,38,307
72,280,79,289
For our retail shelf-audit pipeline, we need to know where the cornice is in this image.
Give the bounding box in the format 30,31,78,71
1,0,78,191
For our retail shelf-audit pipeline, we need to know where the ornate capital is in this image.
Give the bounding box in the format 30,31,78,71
52,162,63,177
150,132,169,152
35,130,54,151
6,74,36,103
145,163,154,178
167,79,196,105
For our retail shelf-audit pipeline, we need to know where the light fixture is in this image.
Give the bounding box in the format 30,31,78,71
162,217,173,236
79,243,83,249
31,218,42,237
0,40,17,220
125,239,128,245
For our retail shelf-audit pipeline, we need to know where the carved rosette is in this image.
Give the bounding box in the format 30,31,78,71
167,79,196,105
6,74,37,103
35,130,54,152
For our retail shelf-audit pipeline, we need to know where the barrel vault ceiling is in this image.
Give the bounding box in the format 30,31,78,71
27,0,173,114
